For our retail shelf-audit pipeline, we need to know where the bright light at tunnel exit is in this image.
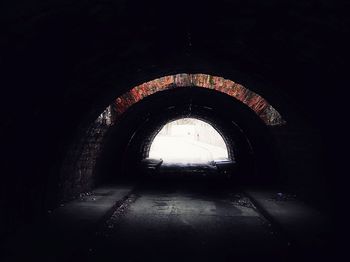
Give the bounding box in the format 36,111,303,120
149,118,229,164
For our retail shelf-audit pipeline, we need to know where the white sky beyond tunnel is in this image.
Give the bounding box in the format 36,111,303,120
149,118,229,163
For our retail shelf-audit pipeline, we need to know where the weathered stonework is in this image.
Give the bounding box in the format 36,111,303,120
59,106,113,201
114,74,285,126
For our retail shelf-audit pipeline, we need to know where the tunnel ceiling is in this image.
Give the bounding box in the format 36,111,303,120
1,0,345,132
112,73,285,126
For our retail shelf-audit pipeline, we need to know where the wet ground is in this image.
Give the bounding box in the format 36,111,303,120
3,183,330,262
79,185,293,262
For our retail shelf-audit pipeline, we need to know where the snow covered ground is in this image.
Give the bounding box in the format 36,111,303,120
149,136,228,163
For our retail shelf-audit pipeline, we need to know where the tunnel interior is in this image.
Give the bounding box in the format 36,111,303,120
1,0,340,259
3,71,332,261
49,72,329,212
91,86,280,188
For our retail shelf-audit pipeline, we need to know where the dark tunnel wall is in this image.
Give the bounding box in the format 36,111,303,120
1,0,345,238
57,107,114,202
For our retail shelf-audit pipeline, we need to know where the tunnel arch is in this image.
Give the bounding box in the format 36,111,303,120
58,74,286,201
97,87,278,186
112,73,286,126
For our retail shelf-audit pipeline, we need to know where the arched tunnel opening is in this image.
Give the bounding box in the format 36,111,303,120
95,86,280,189
2,71,332,261
148,118,230,163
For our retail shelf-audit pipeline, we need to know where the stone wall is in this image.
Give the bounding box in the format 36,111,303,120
59,106,113,202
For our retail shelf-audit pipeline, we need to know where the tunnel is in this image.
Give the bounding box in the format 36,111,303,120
96,85,278,185
1,1,341,261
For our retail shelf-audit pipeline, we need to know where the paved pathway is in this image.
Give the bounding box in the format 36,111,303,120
3,185,331,262
84,186,292,261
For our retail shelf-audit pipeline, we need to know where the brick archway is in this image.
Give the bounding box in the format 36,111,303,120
113,73,285,126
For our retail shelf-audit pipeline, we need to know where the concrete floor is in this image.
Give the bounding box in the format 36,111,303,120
3,183,331,262
87,187,291,262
